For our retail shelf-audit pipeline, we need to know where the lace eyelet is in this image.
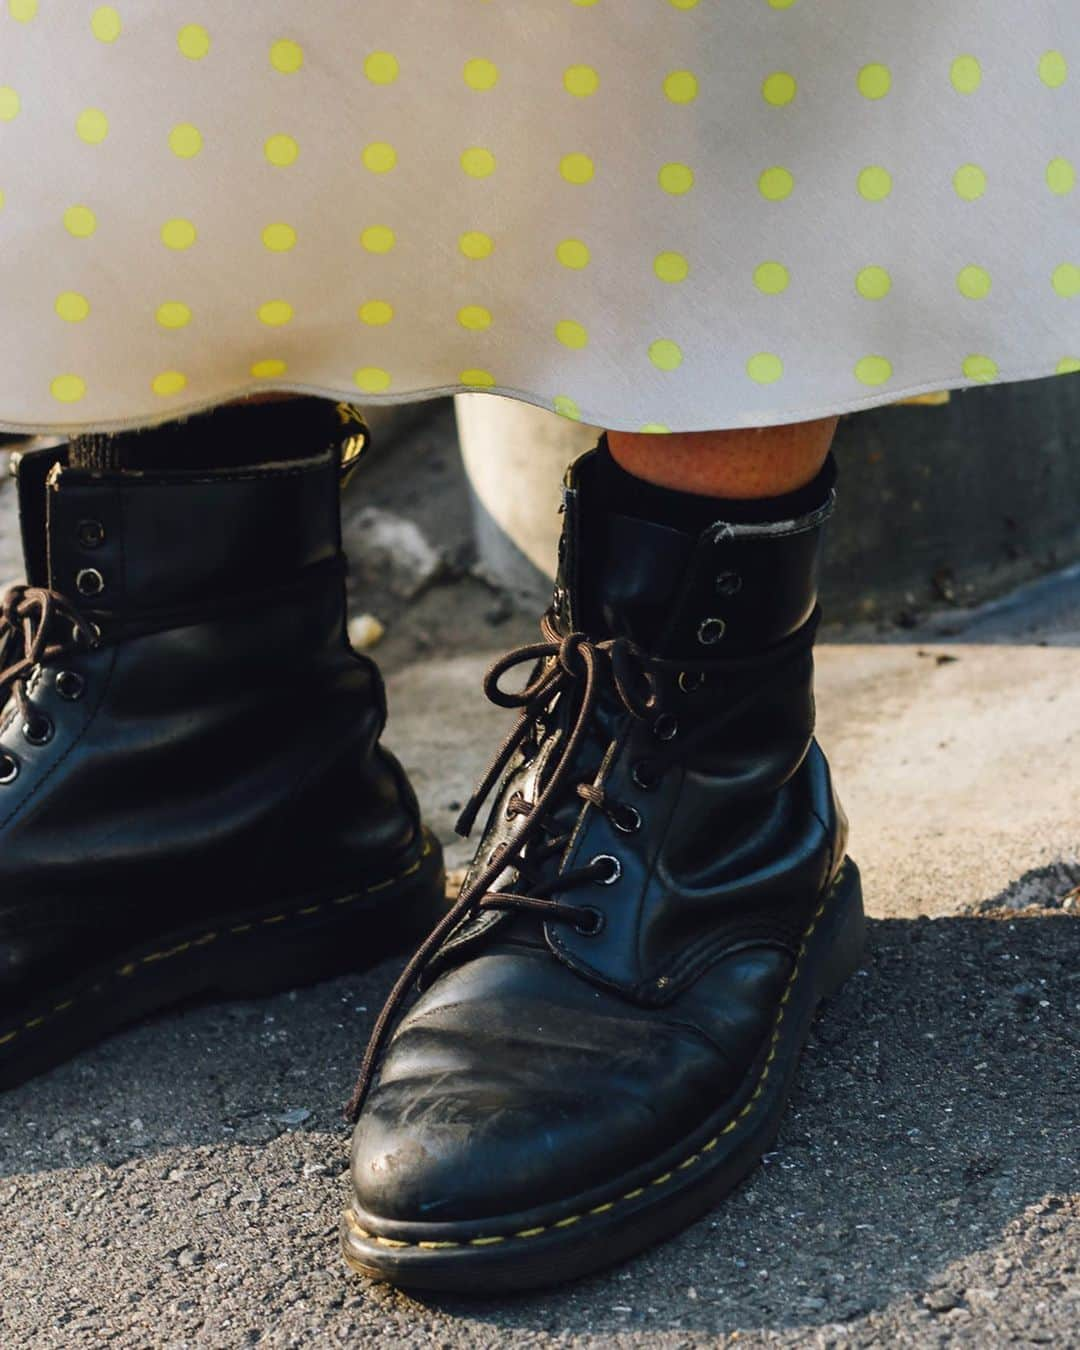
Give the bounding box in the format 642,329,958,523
0,751,19,784
574,906,605,937
590,853,622,885
677,670,705,694
697,617,727,646
76,568,105,598
72,620,102,648
22,715,54,747
612,804,642,834
653,713,679,742
715,570,743,597
632,760,661,791
55,670,86,701
76,519,106,550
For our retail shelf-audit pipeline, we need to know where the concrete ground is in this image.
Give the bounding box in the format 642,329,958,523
0,413,1077,1347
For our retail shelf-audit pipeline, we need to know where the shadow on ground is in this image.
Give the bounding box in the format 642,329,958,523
2,880,1076,1345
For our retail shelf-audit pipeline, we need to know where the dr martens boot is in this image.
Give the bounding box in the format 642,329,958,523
343,441,864,1292
0,401,443,1088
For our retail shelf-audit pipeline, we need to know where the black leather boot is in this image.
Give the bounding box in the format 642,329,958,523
343,442,864,1292
0,402,444,1088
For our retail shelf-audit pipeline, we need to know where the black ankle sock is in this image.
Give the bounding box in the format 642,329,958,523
593,435,836,533
68,397,347,472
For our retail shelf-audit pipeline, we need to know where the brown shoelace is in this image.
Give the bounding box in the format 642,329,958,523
0,585,99,737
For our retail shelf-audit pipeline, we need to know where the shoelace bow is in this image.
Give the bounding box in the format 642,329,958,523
345,607,821,1120
0,584,98,735
345,610,662,1119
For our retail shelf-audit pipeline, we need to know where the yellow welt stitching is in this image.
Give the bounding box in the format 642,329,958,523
622,1187,645,1200
588,1202,615,1215
333,895,357,906
678,1154,700,1170
297,905,321,916
365,878,397,893
554,1214,581,1228
24,1017,44,1030
261,914,286,926
373,1236,409,1249
231,923,253,934
53,1001,74,1014
514,1226,546,1238
651,1172,673,1187
418,1240,460,1250
118,962,136,977
721,1120,738,1135
702,1137,718,1152
470,1235,506,1245
193,931,217,946
0,1031,16,1046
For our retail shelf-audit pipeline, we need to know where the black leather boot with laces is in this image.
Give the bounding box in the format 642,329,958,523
0,401,444,1089
342,441,864,1292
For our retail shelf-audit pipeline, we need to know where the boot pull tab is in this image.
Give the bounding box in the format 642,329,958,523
334,403,371,489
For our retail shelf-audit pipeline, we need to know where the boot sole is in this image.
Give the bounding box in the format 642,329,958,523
0,829,445,1091
341,857,865,1294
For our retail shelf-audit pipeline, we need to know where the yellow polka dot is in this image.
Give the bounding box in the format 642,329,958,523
270,40,303,74
570,0,599,6
152,370,187,397
76,108,109,144
157,302,192,330
639,423,671,433
251,359,287,379
1053,264,1080,298
64,205,97,238
858,64,891,100
649,339,683,371
963,354,998,382
51,375,86,404
9,0,37,22
362,142,397,174
169,124,203,158
462,147,496,178
856,265,892,300
553,395,581,421
461,369,496,387
560,153,594,185
460,231,494,259
754,261,789,294
747,353,783,385
358,300,394,326
458,305,492,331
354,367,391,394
360,225,395,254
91,7,121,43
0,87,21,122
762,72,797,106
950,56,982,94
258,300,293,327
854,355,893,386
556,239,590,269
464,58,499,91
654,252,689,284
857,166,892,201
364,52,399,85
564,65,599,97
953,163,987,201
1039,51,1068,89
667,0,699,9
0,189,5,212
55,292,90,323
162,218,197,250
659,162,694,195
767,0,798,8
1047,158,1076,195
177,24,210,60
265,134,299,167
759,166,794,201
663,71,698,104
1056,357,1080,375
262,223,296,253
555,320,589,350
957,265,991,300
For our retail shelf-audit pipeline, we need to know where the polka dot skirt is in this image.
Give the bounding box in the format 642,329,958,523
1,0,1078,434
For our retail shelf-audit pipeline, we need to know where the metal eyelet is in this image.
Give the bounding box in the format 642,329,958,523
653,713,679,742
76,519,106,549
632,760,661,791
0,751,19,784
715,570,743,597
590,853,622,885
612,804,642,834
678,670,705,694
574,906,605,937
72,620,102,648
76,568,105,598
56,670,86,701
22,715,54,746
697,617,727,646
